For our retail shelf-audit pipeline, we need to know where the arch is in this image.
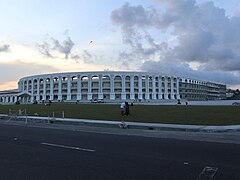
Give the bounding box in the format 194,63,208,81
125,76,130,81
114,75,122,100
81,76,88,81
134,76,138,81
102,75,110,100
45,78,50,83
133,76,139,93
149,76,152,81
102,75,110,81
72,76,77,81
92,75,99,81
53,77,59,82
114,75,122,81
61,76,67,81
91,75,99,96
114,75,122,88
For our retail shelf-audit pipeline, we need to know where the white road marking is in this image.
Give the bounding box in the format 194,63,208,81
197,166,218,180
41,142,95,152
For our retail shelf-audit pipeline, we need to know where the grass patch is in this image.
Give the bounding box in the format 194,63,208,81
0,103,240,125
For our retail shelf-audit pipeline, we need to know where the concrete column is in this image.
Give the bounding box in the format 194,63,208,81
58,76,62,101
10,96,13,103
31,79,34,102
110,74,115,100
158,77,162,100
145,75,150,100
50,77,54,100
164,77,169,100
138,75,143,100
98,74,103,100
121,75,126,100
14,96,17,103
43,78,46,101
130,75,135,100
67,76,71,100
152,76,156,100
171,77,175,99
36,78,40,101
87,75,92,100
77,75,82,101
176,78,180,99
26,81,29,92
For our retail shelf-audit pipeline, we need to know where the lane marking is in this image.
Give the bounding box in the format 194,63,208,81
41,142,95,152
197,166,218,180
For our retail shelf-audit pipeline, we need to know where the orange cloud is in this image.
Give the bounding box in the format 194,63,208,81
0,81,18,91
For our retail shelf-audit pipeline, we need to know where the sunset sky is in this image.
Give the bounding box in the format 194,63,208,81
1,0,240,90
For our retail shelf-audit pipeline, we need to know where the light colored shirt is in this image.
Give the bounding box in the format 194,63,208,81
120,102,125,109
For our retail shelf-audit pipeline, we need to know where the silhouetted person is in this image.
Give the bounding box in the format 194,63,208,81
125,102,130,116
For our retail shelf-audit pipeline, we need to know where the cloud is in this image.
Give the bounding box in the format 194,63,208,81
141,60,240,86
36,42,53,58
36,35,75,59
71,50,94,64
51,36,74,59
36,34,97,64
0,44,10,52
0,60,59,86
110,1,240,87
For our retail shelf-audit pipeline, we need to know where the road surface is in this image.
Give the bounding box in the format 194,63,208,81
0,123,239,180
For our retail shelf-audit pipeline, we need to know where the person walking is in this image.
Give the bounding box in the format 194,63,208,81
125,102,130,116
120,102,125,116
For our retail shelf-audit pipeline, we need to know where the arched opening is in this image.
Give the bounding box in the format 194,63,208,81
45,78,50,96
125,76,130,99
91,75,99,100
102,75,110,100
114,75,122,100
168,94,171,99
81,76,88,100
33,79,38,95
60,77,67,97
71,76,78,98
134,76,139,99
54,95,58,100
53,77,59,95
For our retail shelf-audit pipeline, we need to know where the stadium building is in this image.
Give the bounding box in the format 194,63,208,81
0,71,226,104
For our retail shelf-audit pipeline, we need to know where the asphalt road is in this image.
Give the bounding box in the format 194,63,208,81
0,123,240,180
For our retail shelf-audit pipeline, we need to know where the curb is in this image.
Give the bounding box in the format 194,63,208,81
1,114,240,133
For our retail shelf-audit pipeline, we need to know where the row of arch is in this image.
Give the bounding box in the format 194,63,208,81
21,74,178,85
18,72,180,102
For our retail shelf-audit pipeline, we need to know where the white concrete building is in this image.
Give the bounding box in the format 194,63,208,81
0,71,226,104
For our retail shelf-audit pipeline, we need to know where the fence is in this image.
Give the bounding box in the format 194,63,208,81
7,109,64,124
8,109,28,123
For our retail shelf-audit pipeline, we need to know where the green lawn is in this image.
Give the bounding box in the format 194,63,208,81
1,103,240,125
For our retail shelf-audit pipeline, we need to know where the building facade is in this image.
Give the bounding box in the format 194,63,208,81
0,71,226,104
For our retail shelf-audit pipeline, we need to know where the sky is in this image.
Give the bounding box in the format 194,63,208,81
0,0,240,90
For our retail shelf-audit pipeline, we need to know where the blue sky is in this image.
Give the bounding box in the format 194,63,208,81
0,0,240,90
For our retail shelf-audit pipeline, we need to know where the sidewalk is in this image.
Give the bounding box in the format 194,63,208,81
1,114,240,133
